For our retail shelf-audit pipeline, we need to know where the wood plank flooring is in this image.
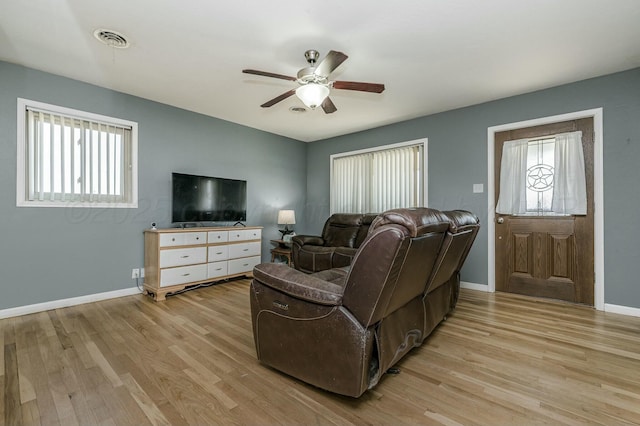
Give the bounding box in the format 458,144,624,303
2,279,640,425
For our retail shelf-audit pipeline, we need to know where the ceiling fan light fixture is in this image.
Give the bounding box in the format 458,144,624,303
295,83,329,109
242,49,384,113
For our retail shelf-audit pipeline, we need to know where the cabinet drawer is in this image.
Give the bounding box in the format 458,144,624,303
208,245,229,262
207,261,228,279
160,232,206,247
229,228,262,242
160,247,207,268
160,264,207,287
228,256,261,275
228,241,261,259
207,231,229,244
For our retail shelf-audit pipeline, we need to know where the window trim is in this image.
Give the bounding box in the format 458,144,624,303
329,138,428,214
16,98,138,208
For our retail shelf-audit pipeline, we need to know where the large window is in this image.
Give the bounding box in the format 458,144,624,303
17,98,138,208
330,139,427,214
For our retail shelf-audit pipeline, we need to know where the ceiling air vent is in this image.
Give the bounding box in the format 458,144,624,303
93,29,130,48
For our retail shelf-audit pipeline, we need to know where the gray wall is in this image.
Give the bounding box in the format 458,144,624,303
3,60,639,311
0,61,306,310
306,67,640,309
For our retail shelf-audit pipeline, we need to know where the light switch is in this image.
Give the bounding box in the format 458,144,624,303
473,183,484,193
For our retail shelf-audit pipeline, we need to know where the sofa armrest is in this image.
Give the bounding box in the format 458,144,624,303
253,263,344,306
292,235,325,247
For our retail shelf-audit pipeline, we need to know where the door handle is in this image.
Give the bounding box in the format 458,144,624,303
497,217,505,224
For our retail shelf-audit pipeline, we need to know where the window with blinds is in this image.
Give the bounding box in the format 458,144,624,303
330,139,427,214
17,99,138,208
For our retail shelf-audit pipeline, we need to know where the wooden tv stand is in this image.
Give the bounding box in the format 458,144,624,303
143,226,262,301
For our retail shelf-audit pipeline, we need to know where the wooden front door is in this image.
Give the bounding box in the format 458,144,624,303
494,118,594,305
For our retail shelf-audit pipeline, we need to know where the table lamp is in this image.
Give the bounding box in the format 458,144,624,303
277,210,296,238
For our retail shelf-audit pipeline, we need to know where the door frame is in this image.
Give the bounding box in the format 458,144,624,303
487,108,604,310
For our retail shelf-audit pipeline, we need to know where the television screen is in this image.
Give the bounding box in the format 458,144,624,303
172,173,247,223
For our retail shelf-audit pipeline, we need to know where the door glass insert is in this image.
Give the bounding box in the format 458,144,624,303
526,138,555,214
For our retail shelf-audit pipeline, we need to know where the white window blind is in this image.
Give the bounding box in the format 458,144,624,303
330,140,426,214
17,99,138,208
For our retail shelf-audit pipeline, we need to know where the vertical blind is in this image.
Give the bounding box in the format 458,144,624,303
331,144,423,213
26,107,133,203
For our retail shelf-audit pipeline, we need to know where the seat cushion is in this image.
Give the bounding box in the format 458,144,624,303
311,266,350,287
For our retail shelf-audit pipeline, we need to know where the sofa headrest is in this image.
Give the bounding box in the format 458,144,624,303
323,214,363,248
361,213,378,225
442,210,480,232
327,214,364,227
370,208,450,237
354,213,379,247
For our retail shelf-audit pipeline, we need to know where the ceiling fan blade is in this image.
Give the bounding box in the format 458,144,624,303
314,50,348,77
321,97,337,114
260,89,296,108
333,80,385,93
243,69,297,81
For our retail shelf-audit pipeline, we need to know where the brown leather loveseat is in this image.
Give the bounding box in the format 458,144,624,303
250,207,479,397
291,213,378,273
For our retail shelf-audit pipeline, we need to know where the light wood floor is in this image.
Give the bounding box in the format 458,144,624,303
2,279,640,425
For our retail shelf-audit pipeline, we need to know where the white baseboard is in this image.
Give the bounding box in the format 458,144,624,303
4,285,638,320
0,287,142,320
459,283,640,317
460,281,490,292
604,303,640,318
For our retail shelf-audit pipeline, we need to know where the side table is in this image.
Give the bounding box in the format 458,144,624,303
270,239,293,267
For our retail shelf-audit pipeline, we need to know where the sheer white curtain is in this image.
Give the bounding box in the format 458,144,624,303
496,131,586,215
551,131,586,214
496,138,529,214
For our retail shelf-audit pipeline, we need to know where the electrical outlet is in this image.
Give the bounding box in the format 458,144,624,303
140,268,145,278
131,268,140,279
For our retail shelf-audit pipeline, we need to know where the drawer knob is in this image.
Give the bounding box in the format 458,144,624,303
172,238,175,241
182,273,191,277
181,255,189,258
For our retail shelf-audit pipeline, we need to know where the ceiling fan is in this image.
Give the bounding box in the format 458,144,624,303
242,49,385,114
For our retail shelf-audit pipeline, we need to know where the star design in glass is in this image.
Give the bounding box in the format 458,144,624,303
526,164,554,191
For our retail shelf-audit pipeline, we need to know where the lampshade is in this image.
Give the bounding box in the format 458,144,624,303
295,84,330,109
277,209,296,225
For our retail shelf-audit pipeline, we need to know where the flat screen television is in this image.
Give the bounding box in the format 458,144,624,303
172,172,247,224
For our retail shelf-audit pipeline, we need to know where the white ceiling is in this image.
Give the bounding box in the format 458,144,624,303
2,1,640,142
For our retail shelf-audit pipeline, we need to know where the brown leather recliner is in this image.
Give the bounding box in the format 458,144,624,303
428,210,481,313
250,207,479,397
291,213,378,273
